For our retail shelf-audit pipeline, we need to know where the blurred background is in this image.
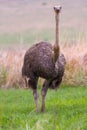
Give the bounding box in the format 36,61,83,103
0,0,87,47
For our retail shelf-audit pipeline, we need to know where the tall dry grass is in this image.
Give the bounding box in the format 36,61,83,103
0,43,87,88
62,42,87,86
0,47,26,88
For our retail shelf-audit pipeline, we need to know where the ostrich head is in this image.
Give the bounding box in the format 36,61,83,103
54,5,62,13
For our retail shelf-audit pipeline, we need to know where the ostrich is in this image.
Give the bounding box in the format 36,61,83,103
22,6,66,112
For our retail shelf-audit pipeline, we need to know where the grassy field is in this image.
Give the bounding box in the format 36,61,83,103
0,87,87,130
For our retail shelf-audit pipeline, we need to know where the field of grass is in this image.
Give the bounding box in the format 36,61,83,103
0,87,87,130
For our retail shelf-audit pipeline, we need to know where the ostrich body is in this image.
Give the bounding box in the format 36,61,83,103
22,6,66,112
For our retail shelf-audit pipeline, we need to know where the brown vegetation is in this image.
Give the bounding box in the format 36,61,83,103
0,43,87,88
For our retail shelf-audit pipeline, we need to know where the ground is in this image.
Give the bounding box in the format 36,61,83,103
0,86,87,130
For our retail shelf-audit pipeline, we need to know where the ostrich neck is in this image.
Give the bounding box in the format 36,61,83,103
53,12,60,63
55,12,59,47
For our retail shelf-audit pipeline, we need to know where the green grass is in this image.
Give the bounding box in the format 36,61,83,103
0,87,87,130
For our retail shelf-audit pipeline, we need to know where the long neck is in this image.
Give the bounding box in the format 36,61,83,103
53,12,60,63
55,12,59,47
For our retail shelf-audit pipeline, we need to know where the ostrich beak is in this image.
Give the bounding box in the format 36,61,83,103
54,5,62,13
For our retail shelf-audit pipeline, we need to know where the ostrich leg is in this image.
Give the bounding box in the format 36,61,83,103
41,80,49,112
28,77,40,112
33,89,40,112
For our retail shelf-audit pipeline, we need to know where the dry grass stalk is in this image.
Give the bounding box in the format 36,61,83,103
0,43,87,88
